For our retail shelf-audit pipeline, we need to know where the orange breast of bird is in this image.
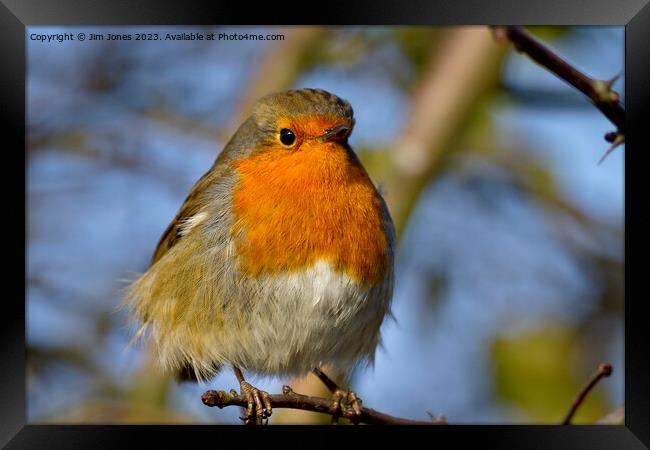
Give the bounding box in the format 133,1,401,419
230,129,389,287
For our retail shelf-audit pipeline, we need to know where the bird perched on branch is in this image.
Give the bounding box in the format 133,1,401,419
125,88,394,424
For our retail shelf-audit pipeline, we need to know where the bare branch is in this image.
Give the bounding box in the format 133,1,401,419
492,26,625,137
562,362,613,425
202,385,447,425
203,363,615,425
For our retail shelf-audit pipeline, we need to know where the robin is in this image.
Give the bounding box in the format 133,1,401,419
125,88,395,424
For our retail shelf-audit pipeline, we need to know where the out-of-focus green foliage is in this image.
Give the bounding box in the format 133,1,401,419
492,326,611,423
524,26,571,41
389,28,441,78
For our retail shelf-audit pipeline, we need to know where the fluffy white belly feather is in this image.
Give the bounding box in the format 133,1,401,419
135,257,392,381
228,260,390,376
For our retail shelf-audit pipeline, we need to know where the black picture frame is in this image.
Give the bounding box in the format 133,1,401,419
3,0,648,448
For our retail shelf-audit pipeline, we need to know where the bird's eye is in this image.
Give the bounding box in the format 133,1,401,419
279,128,296,146
334,128,348,140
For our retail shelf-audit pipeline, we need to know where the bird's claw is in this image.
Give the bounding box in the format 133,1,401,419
239,380,272,425
329,389,363,424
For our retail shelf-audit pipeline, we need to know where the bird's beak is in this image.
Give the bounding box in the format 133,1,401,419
320,124,350,142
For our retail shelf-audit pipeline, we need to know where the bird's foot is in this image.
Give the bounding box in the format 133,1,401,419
238,380,272,425
329,389,363,424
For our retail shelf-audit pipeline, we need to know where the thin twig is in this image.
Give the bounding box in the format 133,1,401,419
202,385,447,425
311,367,345,424
492,26,625,137
562,362,613,425
312,367,342,393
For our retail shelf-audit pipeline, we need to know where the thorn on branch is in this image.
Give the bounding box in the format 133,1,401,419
599,133,625,165
593,79,621,103
562,362,613,425
604,72,621,89
490,25,626,158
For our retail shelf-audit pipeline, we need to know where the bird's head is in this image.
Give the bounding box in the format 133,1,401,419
248,88,355,155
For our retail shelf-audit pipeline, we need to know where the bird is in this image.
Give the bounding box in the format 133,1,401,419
125,88,395,424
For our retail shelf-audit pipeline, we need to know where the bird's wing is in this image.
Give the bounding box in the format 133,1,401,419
150,121,251,266
150,161,228,266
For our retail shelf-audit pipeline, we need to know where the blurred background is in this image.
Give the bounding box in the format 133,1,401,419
26,26,624,424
